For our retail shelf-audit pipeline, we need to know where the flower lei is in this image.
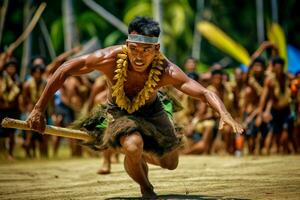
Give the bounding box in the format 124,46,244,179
111,46,164,114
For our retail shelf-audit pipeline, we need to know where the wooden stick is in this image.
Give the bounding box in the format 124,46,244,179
7,3,46,52
1,118,93,141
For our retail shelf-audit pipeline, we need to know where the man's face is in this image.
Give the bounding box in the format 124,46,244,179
252,62,264,76
32,69,44,82
126,41,160,73
185,59,196,72
272,63,284,76
234,68,242,82
33,58,45,65
5,64,17,77
212,74,222,86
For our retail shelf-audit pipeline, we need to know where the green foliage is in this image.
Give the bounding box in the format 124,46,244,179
104,31,124,47
197,62,210,73
77,11,109,38
1,0,299,71
50,18,63,52
123,1,152,24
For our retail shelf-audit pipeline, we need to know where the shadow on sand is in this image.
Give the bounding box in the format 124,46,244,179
105,193,251,200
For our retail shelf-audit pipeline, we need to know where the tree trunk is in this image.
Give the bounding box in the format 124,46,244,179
256,0,265,44
21,0,33,82
192,0,204,60
62,0,78,51
0,0,9,47
152,0,164,53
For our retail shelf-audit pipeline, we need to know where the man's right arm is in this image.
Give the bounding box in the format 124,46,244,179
27,56,92,132
26,44,119,132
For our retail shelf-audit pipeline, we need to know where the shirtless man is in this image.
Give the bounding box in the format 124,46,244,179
0,58,21,160
22,62,48,157
243,57,269,154
259,56,293,154
26,16,243,198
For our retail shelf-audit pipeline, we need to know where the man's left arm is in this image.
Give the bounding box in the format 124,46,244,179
165,64,243,134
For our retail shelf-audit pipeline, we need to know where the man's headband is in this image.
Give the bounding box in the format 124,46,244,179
127,34,159,44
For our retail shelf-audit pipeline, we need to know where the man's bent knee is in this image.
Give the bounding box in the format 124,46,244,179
120,132,144,156
160,160,178,170
160,153,179,170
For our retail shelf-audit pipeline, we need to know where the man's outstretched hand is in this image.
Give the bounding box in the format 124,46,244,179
219,112,244,134
26,108,46,133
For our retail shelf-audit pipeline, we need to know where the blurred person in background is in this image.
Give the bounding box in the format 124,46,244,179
207,69,235,154
22,59,48,158
290,71,300,153
0,58,21,160
184,57,199,82
87,75,119,174
243,57,269,155
259,57,294,154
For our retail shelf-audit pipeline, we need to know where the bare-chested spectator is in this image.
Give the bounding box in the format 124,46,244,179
86,75,115,174
183,69,235,155
52,76,91,157
174,58,199,132
87,76,108,111
259,57,293,154
208,69,235,154
232,67,247,121
243,57,269,154
184,57,199,82
22,59,48,158
290,71,300,153
182,97,217,155
0,58,21,160
175,58,203,154
42,46,83,157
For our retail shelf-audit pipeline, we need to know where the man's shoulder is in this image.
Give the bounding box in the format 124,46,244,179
92,45,124,58
159,59,186,86
85,45,124,68
162,60,183,77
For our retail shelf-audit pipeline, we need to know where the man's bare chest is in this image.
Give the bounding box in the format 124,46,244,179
123,72,148,98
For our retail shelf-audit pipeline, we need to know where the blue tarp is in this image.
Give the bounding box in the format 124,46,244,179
288,44,300,75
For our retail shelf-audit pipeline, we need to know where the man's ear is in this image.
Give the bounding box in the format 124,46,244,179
155,44,160,51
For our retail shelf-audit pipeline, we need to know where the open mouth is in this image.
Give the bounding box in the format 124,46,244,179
134,59,144,66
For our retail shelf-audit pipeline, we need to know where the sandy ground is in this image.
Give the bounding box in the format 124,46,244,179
0,155,300,200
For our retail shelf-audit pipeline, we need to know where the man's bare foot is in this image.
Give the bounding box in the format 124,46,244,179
141,186,157,199
96,168,110,175
142,191,158,199
111,153,119,163
96,162,111,175
7,155,15,161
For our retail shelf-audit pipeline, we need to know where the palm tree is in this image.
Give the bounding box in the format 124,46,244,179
62,0,79,51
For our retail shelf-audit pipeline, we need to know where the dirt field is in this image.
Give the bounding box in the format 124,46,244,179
0,155,300,200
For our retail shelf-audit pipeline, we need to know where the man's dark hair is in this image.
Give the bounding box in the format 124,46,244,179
3,58,18,69
187,72,199,81
30,55,46,65
211,69,224,76
128,16,160,37
250,56,266,69
30,64,45,74
184,56,197,64
272,56,285,66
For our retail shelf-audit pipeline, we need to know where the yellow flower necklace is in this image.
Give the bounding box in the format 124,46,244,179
111,46,164,113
